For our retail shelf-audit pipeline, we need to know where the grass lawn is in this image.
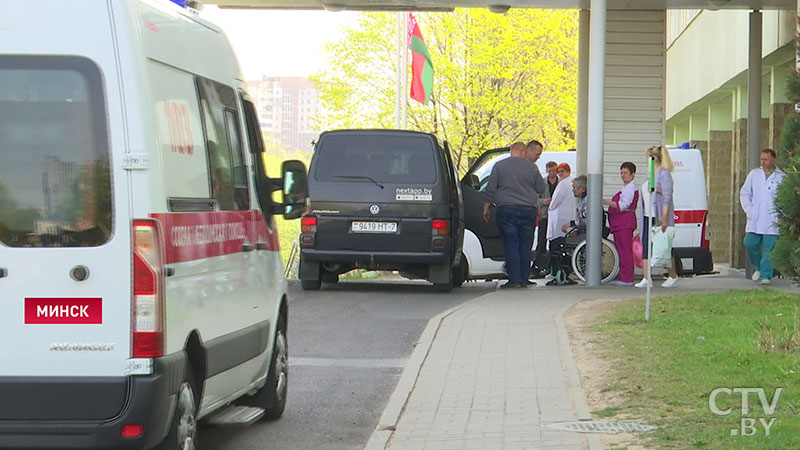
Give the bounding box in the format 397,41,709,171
592,289,800,449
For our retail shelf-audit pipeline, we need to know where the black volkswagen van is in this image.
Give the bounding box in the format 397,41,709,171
298,129,464,292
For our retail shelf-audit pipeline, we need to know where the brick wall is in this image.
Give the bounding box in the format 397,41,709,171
706,132,731,262
770,103,794,150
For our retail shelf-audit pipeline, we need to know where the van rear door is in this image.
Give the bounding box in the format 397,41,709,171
310,132,448,254
0,54,131,383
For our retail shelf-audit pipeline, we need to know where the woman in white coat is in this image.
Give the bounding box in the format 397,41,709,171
546,162,575,245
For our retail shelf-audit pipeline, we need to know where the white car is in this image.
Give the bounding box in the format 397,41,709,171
460,147,711,281
460,149,575,280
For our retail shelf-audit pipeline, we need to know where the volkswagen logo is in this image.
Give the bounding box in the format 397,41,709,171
369,205,380,215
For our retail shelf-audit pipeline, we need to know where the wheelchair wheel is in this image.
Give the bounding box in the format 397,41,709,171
571,238,619,284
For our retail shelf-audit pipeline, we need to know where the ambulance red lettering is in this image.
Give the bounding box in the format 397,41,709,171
165,101,193,155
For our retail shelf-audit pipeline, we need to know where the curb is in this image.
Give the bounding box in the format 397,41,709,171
362,289,493,450
555,299,604,450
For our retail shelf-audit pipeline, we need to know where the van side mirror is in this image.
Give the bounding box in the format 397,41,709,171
280,160,308,220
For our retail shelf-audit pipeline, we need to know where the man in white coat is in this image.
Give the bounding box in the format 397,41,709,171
739,149,786,285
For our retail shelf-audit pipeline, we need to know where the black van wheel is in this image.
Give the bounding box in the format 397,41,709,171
156,369,197,450
431,263,453,292
301,279,321,291
451,255,467,288
299,258,321,290
321,271,339,284
240,312,288,420
434,282,453,293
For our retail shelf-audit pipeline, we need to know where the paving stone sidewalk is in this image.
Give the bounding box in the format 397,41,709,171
366,266,797,450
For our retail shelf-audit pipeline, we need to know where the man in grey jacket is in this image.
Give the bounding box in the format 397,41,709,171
482,142,546,288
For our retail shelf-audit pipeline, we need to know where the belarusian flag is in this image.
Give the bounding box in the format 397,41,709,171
407,13,433,105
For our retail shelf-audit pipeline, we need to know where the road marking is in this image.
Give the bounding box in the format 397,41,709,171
290,357,406,369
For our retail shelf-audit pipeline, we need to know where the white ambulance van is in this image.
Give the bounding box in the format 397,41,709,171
0,1,307,449
663,147,713,274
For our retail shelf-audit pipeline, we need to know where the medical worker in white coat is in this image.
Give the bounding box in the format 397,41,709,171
546,162,575,245
739,148,786,285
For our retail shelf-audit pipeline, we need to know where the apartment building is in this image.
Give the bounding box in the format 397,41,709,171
247,76,320,153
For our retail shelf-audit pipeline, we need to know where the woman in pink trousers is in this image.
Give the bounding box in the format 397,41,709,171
604,162,639,286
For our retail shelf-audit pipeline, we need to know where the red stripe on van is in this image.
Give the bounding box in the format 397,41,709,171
674,210,706,224
151,211,278,264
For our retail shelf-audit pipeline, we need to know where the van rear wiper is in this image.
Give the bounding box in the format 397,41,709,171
333,175,385,189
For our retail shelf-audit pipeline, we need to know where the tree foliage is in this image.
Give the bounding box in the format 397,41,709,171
311,9,578,172
773,69,800,282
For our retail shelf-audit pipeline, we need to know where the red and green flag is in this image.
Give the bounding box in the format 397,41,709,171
407,13,434,105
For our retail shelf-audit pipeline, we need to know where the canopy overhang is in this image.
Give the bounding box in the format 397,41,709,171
207,0,794,11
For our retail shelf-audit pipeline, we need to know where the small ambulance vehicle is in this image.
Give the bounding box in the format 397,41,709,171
663,147,713,275
0,1,307,449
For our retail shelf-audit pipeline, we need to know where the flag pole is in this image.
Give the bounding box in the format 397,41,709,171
645,156,655,322
396,12,408,130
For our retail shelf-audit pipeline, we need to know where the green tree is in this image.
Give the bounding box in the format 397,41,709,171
312,9,578,172
774,70,800,282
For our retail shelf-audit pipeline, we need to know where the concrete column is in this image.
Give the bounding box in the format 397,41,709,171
585,0,606,286
576,9,590,176
674,122,689,144
771,64,792,104
689,113,708,141
731,86,750,268
748,10,762,170
689,113,709,164
735,85,748,120
709,102,733,132
745,10,762,277
665,125,675,146
770,65,794,149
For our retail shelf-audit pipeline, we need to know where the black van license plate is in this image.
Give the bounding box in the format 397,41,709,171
351,221,398,233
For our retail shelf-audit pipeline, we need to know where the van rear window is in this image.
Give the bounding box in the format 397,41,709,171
0,56,112,247
314,134,437,184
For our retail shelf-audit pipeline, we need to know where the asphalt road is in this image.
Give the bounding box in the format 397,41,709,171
199,277,495,450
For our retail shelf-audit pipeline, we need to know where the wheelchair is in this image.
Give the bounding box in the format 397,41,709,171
531,215,620,286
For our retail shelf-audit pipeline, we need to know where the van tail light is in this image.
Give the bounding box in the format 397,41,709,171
301,215,317,233
701,211,710,248
121,424,144,438
432,219,450,236
132,219,165,358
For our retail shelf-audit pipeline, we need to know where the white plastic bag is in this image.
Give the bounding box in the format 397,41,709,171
650,226,675,268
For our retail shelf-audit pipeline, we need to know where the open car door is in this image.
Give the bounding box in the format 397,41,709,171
460,148,511,260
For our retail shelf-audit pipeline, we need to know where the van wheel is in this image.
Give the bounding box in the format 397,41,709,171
451,256,467,288
240,313,288,420
434,282,453,293
156,370,197,450
301,279,321,290
321,271,339,284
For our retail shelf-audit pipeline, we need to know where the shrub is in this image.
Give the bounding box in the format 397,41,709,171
774,70,800,282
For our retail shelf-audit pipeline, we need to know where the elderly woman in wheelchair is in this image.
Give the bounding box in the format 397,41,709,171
532,175,620,286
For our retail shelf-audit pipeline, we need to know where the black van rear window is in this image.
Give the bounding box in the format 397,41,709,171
0,56,112,248
314,134,437,184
